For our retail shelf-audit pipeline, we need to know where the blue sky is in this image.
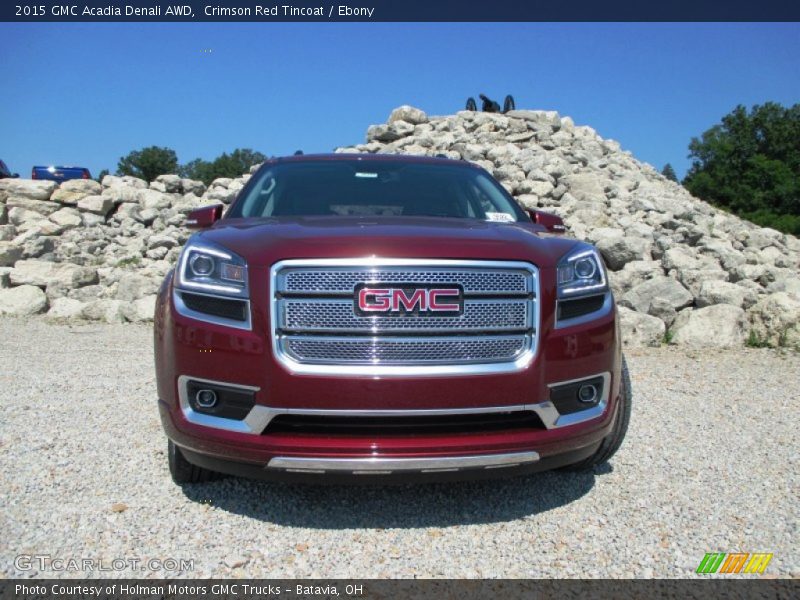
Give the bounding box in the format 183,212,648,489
1,23,798,179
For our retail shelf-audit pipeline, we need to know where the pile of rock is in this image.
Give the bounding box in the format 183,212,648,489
1,104,798,349
0,174,220,323
341,106,800,349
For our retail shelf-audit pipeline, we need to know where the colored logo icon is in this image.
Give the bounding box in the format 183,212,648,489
696,553,773,574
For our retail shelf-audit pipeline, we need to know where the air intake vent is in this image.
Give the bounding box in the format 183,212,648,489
265,411,544,436
558,294,606,321
180,292,248,322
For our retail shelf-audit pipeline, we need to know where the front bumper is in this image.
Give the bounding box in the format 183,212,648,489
159,365,619,482
155,266,622,481
175,444,602,483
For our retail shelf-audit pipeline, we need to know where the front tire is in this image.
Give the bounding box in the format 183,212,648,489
563,355,632,471
168,440,220,484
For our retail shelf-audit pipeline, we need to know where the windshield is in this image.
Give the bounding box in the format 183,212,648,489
228,159,527,222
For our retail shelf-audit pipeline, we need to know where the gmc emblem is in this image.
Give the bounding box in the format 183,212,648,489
354,283,464,317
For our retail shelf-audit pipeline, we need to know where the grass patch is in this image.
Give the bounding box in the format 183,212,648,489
116,255,142,268
662,329,674,345
778,330,789,348
746,330,772,349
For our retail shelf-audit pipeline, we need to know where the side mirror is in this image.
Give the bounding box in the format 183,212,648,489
185,204,223,229
527,209,566,234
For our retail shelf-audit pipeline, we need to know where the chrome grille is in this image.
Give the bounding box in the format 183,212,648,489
285,336,527,364
270,259,539,376
281,269,529,295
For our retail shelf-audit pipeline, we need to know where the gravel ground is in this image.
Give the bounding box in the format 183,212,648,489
1,317,798,579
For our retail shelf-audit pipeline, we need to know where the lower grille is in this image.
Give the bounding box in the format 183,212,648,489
265,411,544,436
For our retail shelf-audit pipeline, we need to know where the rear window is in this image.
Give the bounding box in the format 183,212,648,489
228,159,526,222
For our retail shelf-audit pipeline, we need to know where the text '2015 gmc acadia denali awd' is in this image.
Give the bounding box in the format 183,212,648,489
155,154,631,484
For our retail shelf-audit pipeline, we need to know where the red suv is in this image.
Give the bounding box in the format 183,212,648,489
155,154,631,484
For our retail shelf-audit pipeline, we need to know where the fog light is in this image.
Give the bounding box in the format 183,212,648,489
578,384,598,404
195,389,217,408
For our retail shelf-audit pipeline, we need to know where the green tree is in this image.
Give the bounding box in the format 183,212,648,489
178,158,212,183
117,146,179,182
220,148,267,177
180,148,267,185
683,102,800,235
96,169,110,183
661,163,678,182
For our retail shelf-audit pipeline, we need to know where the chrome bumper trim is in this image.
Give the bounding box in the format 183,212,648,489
540,371,612,428
177,375,265,434
177,372,611,434
266,451,540,473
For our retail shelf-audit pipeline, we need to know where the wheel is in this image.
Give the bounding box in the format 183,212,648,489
562,355,632,471
168,440,220,484
503,94,516,113
465,97,477,111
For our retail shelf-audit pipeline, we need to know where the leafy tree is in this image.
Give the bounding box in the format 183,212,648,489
96,169,110,183
178,158,211,183
180,148,267,185
683,102,800,235
661,163,678,182
117,146,179,182
221,148,267,177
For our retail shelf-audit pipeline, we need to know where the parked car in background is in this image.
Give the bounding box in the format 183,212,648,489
31,165,91,182
0,160,19,179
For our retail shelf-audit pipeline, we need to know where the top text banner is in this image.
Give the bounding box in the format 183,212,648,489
4,0,800,22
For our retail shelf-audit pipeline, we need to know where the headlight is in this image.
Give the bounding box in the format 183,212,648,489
557,244,608,299
175,238,249,298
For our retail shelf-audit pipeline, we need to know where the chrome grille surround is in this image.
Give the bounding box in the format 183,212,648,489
270,258,540,377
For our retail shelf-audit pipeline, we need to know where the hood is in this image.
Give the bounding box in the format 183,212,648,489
197,216,580,269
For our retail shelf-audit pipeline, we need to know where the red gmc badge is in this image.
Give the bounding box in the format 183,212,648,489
354,284,464,317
